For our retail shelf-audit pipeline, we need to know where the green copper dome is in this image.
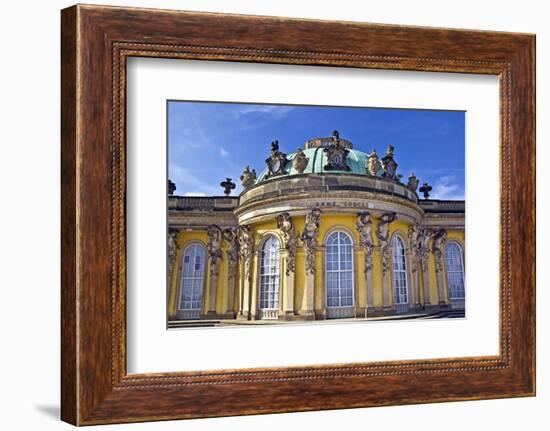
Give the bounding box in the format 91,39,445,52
239,131,409,191
256,147,379,183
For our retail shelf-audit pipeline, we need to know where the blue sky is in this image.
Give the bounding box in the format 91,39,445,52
168,101,465,200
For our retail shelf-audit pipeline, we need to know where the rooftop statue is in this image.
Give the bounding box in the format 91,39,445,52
366,149,382,176
168,179,176,195
381,144,398,180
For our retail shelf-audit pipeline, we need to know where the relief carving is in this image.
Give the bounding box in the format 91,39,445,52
276,212,297,275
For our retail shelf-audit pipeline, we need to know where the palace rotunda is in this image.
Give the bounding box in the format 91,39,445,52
167,131,465,326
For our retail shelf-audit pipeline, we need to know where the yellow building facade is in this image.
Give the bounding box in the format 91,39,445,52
167,133,465,326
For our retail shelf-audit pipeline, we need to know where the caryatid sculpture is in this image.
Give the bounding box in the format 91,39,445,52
276,212,297,275
206,225,223,276
223,227,239,279
431,228,448,304
417,228,434,272
431,228,448,273
355,212,375,273
238,225,254,280
408,222,422,272
301,208,322,275
167,229,179,280
377,212,397,274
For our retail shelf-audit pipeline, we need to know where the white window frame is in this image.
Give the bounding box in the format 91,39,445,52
258,234,281,319
178,242,206,317
445,241,465,299
392,234,409,305
325,230,355,310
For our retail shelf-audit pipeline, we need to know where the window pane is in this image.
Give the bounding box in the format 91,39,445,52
445,242,465,299
179,243,206,312
259,235,280,313
392,236,409,305
325,231,354,310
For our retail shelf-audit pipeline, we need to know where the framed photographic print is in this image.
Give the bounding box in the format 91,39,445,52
61,4,535,425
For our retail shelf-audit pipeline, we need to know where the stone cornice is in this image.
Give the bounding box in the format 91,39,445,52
235,189,424,225
240,173,418,206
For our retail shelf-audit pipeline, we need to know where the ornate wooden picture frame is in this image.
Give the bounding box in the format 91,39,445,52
61,4,535,425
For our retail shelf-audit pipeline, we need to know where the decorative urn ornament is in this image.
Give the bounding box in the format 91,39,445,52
419,182,433,199
407,173,419,192
220,178,236,196
292,148,309,173
240,165,257,189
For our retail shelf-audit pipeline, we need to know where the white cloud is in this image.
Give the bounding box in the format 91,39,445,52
169,163,219,196
431,175,465,200
232,104,294,119
219,147,229,158
184,192,206,197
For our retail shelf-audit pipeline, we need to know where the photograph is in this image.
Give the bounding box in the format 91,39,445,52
52,2,536,426
166,101,466,328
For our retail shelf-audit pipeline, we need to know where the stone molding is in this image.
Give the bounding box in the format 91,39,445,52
238,173,418,209
236,192,423,226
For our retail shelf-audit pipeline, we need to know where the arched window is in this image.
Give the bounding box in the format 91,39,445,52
259,235,280,319
392,235,409,311
179,242,206,319
325,231,354,318
445,241,465,299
